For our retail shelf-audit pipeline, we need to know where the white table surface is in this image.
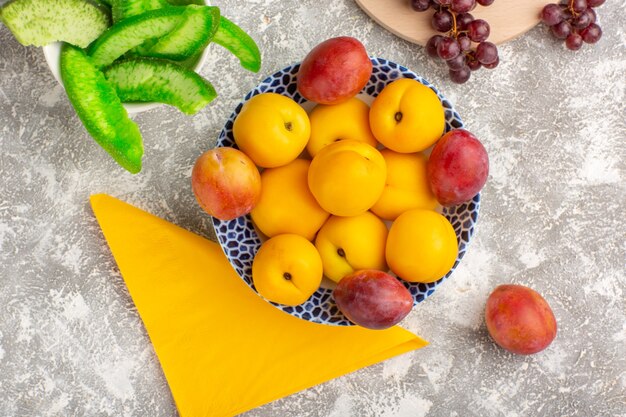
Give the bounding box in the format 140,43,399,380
0,1,624,416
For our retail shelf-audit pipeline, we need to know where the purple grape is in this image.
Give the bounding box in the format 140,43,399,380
541,4,564,26
483,56,499,69
475,41,498,65
437,37,461,60
580,23,602,43
561,7,574,22
410,0,431,12
449,67,471,83
458,34,472,51
438,0,452,5
476,0,494,5
446,53,467,70
580,8,596,25
451,0,476,13
573,11,593,29
432,10,454,32
551,21,572,39
571,0,587,13
586,0,604,6
467,57,481,71
426,35,444,58
565,32,583,50
467,19,490,42
457,13,474,30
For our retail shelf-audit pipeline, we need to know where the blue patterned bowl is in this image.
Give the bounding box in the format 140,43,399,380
214,58,480,326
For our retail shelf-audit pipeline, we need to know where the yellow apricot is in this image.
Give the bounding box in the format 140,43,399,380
386,209,458,283
371,149,438,220
234,93,310,168
251,159,329,241
369,79,445,153
307,97,378,157
308,140,386,217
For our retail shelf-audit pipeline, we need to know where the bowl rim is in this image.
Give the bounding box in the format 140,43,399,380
213,57,481,326
41,0,211,115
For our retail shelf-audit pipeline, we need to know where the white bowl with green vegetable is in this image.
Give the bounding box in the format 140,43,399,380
43,42,213,114
1,0,261,173
42,0,213,114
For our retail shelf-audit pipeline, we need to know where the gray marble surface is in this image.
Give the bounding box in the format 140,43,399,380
1,1,625,416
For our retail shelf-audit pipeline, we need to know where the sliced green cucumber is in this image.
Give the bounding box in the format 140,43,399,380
0,0,111,47
213,16,261,73
129,38,160,57
91,0,113,9
88,7,185,68
110,0,170,56
178,48,204,70
104,58,217,115
90,0,113,23
167,0,203,5
111,0,168,23
60,43,143,174
89,0,112,11
145,5,219,61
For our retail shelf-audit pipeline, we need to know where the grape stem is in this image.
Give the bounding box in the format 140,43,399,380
568,0,580,17
451,10,458,37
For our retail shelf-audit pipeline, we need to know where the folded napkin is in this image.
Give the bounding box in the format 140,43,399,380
90,194,427,417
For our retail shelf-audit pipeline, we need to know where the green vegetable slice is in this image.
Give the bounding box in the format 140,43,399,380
110,0,165,58
0,0,110,47
60,43,143,174
177,48,204,70
88,7,185,68
104,58,217,115
91,0,112,11
111,0,168,23
145,5,220,61
88,0,112,24
212,16,261,73
92,0,113,24
167,0,203,5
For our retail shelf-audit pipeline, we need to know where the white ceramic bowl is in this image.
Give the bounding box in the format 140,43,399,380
42,0,211,114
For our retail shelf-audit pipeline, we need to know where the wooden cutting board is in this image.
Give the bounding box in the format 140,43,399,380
355,0,547,46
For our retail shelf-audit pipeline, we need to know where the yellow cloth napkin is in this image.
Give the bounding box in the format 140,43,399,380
90,194,427,417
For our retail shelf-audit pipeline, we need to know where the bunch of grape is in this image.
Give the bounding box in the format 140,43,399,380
410,0,499,84
541,0,603,51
